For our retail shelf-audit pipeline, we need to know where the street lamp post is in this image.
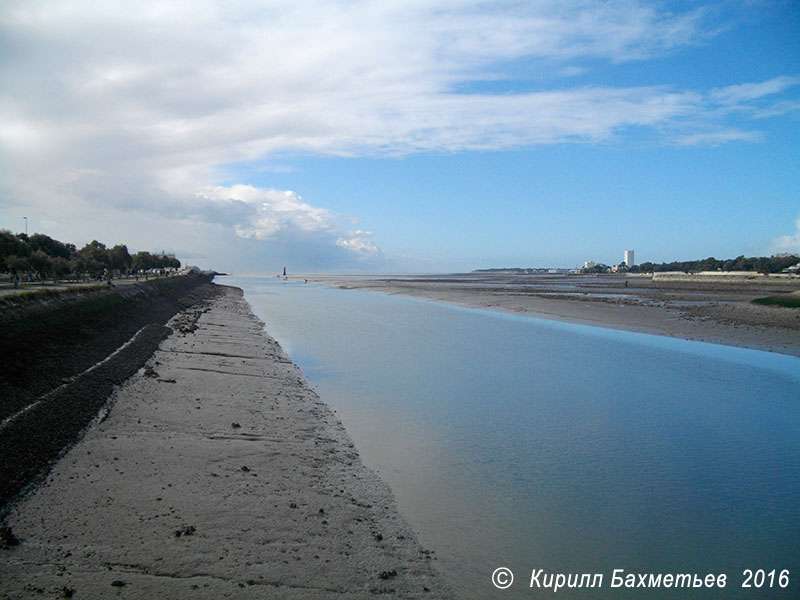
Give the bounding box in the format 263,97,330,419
23,216,27,236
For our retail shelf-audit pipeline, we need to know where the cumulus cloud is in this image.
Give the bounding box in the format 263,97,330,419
771,215,800,255
336,231,380,256
197,184,379,258
201,186,339,240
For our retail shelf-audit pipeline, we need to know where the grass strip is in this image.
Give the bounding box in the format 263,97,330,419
752,295,800,308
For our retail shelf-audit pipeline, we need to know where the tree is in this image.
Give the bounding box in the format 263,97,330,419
1,232,185,277
0,229,31,271
29,250,53,280
697,256,721,272
630,262,654,273
69,255,88,280
78,240,110,277
52,256,71,280
131,251,155,271
755,257,770,275
6,254,30,276
156,253,181,269
29,233,73,259
108,244,132,271
582,263,609,274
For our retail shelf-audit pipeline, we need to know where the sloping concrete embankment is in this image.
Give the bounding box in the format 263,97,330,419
0,286,451,599
0,273,218,509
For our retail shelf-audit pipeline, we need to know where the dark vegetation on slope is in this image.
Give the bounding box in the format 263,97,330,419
0,273,220,512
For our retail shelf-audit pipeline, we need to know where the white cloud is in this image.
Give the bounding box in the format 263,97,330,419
668,76,800,146
336,230,380,256
200,186,335,239
752,100,800,119
771,215,800,255
0,1,797,270
673,128,765,147
561,66,587,77
1,2,790,167
711,76,800,105
198,184,380,258
0,0,726,174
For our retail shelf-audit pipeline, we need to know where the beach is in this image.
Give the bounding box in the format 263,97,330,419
306,273,800,357
0,285,450,598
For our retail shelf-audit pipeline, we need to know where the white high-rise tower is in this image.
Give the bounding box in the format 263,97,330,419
624,249,634,267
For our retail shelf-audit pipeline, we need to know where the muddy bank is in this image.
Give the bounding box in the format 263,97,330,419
0,273,220,509
307,273,800,356
0,286,450,599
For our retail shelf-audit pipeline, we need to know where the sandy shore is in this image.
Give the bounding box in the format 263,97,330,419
307,273,800,357
0,286,450,599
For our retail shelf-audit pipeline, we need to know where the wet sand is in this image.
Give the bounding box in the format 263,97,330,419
0,286,450,599
307,273,800,357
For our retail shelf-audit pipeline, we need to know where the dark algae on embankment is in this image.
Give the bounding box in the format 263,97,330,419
0,272,220,511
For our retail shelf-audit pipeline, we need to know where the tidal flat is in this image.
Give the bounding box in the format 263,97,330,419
308,272,800,356
0,286,450,599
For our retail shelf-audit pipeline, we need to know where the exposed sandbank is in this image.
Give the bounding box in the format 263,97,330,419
306,273,800,357
0,286,450,598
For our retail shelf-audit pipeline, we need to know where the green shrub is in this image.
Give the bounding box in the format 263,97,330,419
752,295,800,308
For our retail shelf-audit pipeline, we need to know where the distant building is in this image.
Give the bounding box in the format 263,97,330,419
624,250,634,267
584,261,596,269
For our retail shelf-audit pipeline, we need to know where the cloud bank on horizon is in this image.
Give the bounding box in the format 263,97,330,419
1,0,798,270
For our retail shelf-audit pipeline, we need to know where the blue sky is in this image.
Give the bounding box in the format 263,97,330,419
1,1,798,272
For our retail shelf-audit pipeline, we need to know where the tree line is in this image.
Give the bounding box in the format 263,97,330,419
0,230,181,281
584,254,800,275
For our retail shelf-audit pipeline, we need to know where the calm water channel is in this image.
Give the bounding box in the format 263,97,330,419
226,276,800,599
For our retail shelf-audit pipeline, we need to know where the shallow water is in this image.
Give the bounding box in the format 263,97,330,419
227,276,800,599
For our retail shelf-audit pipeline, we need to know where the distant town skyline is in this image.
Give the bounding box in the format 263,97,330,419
1,1,798,273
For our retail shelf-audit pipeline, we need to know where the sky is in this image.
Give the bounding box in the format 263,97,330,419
1,0,799,273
